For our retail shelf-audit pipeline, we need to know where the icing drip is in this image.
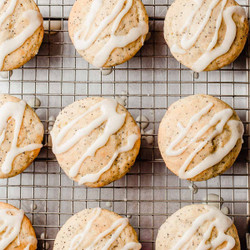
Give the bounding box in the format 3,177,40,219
122,242,142,250
69,208,140,250
165,102,244,179
0,208,24,249
73,0,148,68
192,6,246,72
171,0,246,72
51,99,138,184
0,100,43,174
171,206,235,250
0,10,43,70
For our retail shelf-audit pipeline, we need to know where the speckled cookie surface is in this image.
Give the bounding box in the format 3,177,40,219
164,0,249,71
54,208,141,250
156,204,240,250
0,202,37,250
68,0,149,68
51,97,141,188
0,94,44,179
0,0,44,71
158,95,243,181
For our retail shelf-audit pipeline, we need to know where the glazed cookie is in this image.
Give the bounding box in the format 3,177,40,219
51,97,141,187
0,94,44,179
54,208,141,250
164,0,249,72
0,202,37,250
156,204,240,249
0,0,44,71
68,0,149,68
158,95,243,181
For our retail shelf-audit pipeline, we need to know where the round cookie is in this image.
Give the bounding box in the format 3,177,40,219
156,204,240,250
158,94,243,181
54,208,141,250
51,97,141,188
0,94,44,179
68,0,149,68
164,0,249,72
0,202,37,250
0,0,44,71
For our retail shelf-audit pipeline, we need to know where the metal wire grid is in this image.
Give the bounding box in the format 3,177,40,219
0,0,249,249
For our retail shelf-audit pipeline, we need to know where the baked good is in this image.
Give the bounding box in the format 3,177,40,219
0,94,44,179
68,0,149,68
164,0,249,72
51,97,141,187
0,202,37,250
158,94,243,181
54,207,141,250
0,0,44,71
156,204,240,249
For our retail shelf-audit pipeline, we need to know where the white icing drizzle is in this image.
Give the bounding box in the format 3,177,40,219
171,206,235,250
0,208,24,249
166,102,244,179
69,208,102,249
73,0,148,68
93,22,148,68
206,0,227,51
192,6,246,72
51,99,138,184
170,44,186,54
69,208,140,250
171,0,246,72
23,236,37,250
24,243,31,250
0,100,43,174
181,0,223,50
87,218,129,250
0,0,18,27
74,0,129,51
52,99,125,155
0,9,43,70
166,102,214,157
78,134,138,185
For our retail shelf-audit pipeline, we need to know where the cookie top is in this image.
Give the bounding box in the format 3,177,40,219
0,94,44,179
68,0,148,68
156,204,240,250
0,202,37,250
51,97,141,187
158,95,243,181
0,0,44,71
54,208,141,250
164,0,249,72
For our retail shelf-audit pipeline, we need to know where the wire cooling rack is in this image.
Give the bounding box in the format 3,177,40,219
0,0,250,249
